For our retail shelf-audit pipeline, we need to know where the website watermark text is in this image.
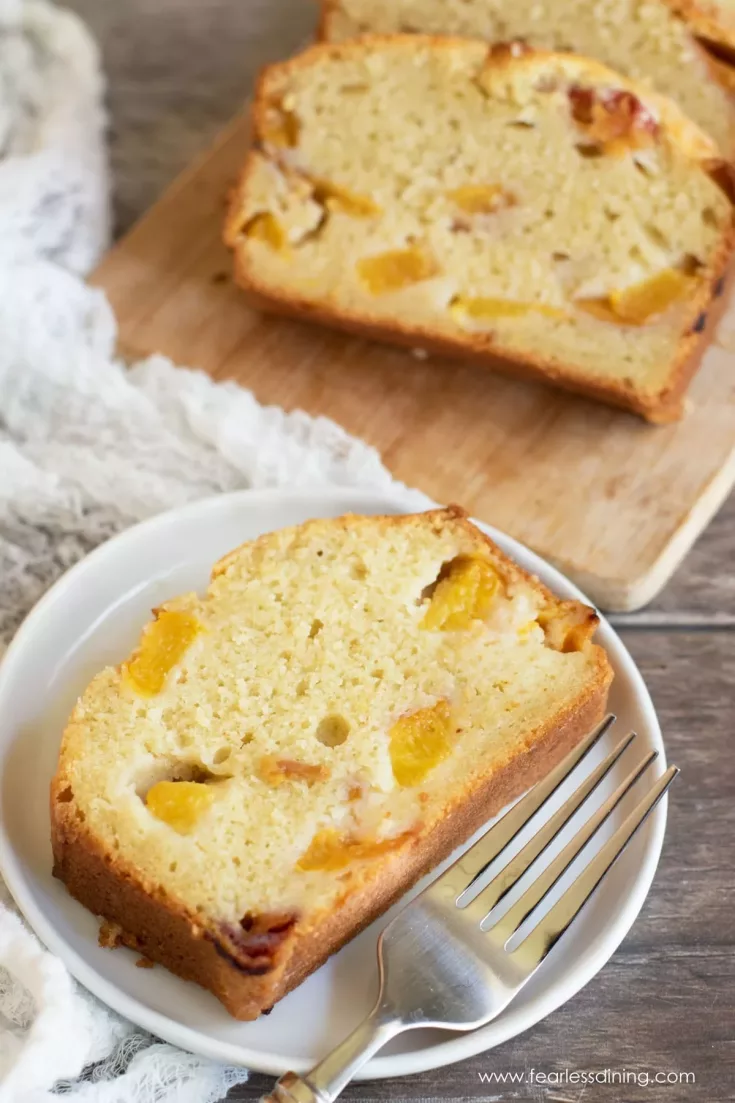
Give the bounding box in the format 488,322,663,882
478,1067,695,1088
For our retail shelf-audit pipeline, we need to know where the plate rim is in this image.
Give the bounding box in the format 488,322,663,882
0,486,667,1079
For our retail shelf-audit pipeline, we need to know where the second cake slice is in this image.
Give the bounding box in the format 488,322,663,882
225,37,734,422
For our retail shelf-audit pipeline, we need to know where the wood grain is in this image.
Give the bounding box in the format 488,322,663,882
609,488,735,624
90,94,735,615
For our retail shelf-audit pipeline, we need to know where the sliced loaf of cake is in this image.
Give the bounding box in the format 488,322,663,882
225,38,734,422
319,0,735,152
52,507,612,1019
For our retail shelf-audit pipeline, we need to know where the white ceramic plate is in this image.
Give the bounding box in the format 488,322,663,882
0,488,668,1079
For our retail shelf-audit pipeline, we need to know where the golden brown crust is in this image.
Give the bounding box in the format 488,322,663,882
227,151,735,421
51,814,295,1017
51,507,613,1019
230,239,734,423
317,0,340,41
213,504,590,622
708,50,735,91
224,37,735,424
667,0,735,51
241,36,723,161
319,0,735,96
52,666,611,1019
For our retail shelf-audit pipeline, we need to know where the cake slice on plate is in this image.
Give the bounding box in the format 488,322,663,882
52,507,612,1019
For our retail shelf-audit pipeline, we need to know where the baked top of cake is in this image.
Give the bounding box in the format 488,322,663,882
667,0,735,52
52,509,611,952
319,0,735,151
225,38,734,423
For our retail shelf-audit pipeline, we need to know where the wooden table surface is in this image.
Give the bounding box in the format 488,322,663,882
66,2,735,1098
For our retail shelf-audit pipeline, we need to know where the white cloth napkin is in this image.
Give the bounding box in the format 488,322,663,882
0,3,422,1099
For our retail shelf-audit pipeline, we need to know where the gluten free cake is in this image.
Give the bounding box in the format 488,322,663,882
225,38,735,422
319,0,735,152
51,508,612,1019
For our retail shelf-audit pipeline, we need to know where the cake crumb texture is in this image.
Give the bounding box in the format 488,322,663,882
225,38,734,422
320,0,735,150
52,508,612,1017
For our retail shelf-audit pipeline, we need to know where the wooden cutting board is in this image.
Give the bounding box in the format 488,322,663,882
91,112,735,612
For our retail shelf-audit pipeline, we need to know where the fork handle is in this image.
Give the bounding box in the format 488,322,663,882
259,1010,403,1103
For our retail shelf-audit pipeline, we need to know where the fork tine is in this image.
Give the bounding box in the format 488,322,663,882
459,728,637,918
438,713,615,901
489,749,660,940
511,765,679,968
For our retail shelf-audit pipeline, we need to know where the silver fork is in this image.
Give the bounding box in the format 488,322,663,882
260,715,678,1103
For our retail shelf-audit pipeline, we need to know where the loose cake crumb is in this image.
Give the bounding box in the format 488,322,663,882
98,920,124,949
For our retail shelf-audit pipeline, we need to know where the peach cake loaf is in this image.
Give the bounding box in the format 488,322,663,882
318,0,735,152
225,39,735,423
51,507,612,1019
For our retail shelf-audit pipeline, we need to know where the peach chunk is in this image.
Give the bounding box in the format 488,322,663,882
123,610,201,696
451,296,567,323
357,248,439,293
297,828,413,871
312,180,380,217
447,184,515,214
421,556,499,631
389,699,454,787
577,269,694,325
569,86,659,153
243,212,287,251
146,780,214,834
609,269,694,324
261,104,300,148
257,756,330,787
